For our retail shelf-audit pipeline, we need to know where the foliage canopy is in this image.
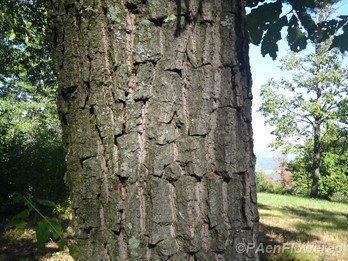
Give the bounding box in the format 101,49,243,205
0,0,66,217
246,0,348,59
259,43,348,151
289,125,348,198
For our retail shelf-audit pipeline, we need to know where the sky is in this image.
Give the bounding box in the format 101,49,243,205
249,44,285,154
249,1,348,157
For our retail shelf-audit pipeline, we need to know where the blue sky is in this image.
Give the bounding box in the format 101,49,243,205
249,1,348,157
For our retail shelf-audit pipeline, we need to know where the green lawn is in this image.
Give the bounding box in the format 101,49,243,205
2,193,347,260
257,193,348,261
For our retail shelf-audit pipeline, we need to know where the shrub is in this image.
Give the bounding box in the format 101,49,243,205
256,172,295,195
256,172,274,193
288,138,348,199
330,192,348,203
0,128,67,218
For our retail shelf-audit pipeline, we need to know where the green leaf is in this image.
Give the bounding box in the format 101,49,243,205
47,218,62,239
261,16,288,59
11,209,29,227
24,34,29,45
288,0,316,10
68,243,78,259
37,199,55,207
12,192,24,204
248,0,348,54
332,34,348,53
15,221,28,229
247,10,264,45
36,222,50,251
315,20,342,43
287,15,307,52
23,195,36,211
8,30,16,41
293,8,317,40
58,238,68,251
260,0,283,23
331,24,348,53
247,0,283,46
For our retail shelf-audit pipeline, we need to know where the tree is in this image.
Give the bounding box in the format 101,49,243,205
259,34,348,197
47,0,258,260
0,0,55,88
0,0,67,216
289,124,348,198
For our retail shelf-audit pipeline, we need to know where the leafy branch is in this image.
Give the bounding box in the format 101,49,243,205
246,0,348,59
11,192,77,259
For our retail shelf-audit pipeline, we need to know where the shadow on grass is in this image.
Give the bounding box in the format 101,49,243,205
258,215,321,261
1,237,38,261
257,202,347,261
0,233,60,261
280,206,348,232
258,203,273,210
259,222,320,243
0,218,63,261
258,204,320,243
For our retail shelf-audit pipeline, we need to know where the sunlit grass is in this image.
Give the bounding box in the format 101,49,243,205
3,228,35,242
258,193,348,261
1,227,73,261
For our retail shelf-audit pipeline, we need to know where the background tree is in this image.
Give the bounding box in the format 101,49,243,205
0,0,55,87
0,88,67,217
289,124,348,199
0,0,67,217
259,35,348,197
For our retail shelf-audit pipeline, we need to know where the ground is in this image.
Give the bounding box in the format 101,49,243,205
0,213,73,261
0,226,73,261
1,193,347,260
257,193,348,261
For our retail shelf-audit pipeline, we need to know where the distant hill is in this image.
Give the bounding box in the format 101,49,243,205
254,150,281,181
254,150,297,170
254,150,277,170
255,155,277,171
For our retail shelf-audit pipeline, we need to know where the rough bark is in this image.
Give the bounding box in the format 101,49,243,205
47,0,259,260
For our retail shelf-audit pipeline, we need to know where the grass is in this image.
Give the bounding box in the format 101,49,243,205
257,193,348,261
2,193,346,260
0,226,74,261
0,208,73,261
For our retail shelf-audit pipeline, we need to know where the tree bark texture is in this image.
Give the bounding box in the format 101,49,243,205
48,0,258,260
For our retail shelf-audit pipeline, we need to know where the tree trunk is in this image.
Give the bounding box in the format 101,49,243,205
47,0,259,260
311,120,321,197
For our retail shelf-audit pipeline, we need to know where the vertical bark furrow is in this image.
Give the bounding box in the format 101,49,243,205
181,60,190,135
120,181,128,259
48,0,258,259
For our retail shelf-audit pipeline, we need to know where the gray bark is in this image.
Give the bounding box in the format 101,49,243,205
47,0,259,260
